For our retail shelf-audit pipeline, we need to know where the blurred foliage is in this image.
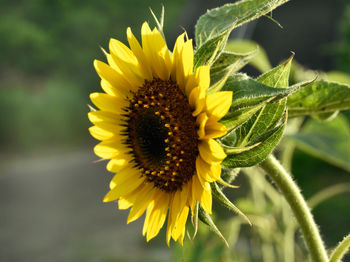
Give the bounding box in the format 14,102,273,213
0,0,186,152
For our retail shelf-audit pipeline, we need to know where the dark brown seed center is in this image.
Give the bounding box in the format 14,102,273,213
123,78,198,192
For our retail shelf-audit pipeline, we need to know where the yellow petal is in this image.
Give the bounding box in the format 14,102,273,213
94,140,122,159
142,199,155,236
178,225,186,246
126,27,152,80
109,38,144,87
90,92,128,114
109,164,137,189
205,91,233,121
196,157,222,183
145,191,170,241
173,182,189,217
104,169,144,202
166,182,189,243
172,205,189,242
127,183,155,223
93,60,135,92
198,139,226,164
93,120,124,132
100,79,130,98
118,197,134,210
88,111,119,124
192,175,212,214
141,22,171,80
106,158,131,173
201,119,227,140
171,33,185,81
107,153,132,182
196,112,208,139
188,179,197,212
166,194,175,246
89,125,115,140
109,38,137,65
189,83,207,117
185,65,210,97
175,39,193,91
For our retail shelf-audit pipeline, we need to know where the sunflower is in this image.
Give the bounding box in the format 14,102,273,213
89,22,232,245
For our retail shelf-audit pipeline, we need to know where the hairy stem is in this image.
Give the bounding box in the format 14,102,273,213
260,154,328,262
329,234,350,262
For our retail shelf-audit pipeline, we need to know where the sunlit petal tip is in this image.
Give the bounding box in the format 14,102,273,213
174,32,185,47
118,198,133,210
141,21,152,34
103,189,117,203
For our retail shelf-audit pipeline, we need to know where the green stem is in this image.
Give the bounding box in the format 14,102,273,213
260,154,328,262
329,234,350,262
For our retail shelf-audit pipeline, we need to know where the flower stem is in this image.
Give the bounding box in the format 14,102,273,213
329,234,350,262
259,154,328,262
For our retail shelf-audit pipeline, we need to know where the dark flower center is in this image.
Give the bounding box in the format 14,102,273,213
123,78,198,192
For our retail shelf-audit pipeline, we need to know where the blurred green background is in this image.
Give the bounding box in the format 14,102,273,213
0,0,349,261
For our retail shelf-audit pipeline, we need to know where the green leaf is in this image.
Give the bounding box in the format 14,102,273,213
222,119,286,168
195,0,290,48
288,115,350,172
225,39,272,73
198,206,229,247
287,80,350,117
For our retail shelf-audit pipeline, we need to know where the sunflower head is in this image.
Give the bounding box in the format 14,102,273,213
89,22,232,245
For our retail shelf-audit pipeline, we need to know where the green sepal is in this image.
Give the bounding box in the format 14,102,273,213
193,27,232,69
211,182,252,225
191,201,200,240
257,53,294,88
198,206,229,247
220,98,273,132
221,56,294,167
208,58,243,95
222,73,310,112
222,113,287,167
222,141,261,154
210,49,258,87
234,54,293,144
221,167,241,184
